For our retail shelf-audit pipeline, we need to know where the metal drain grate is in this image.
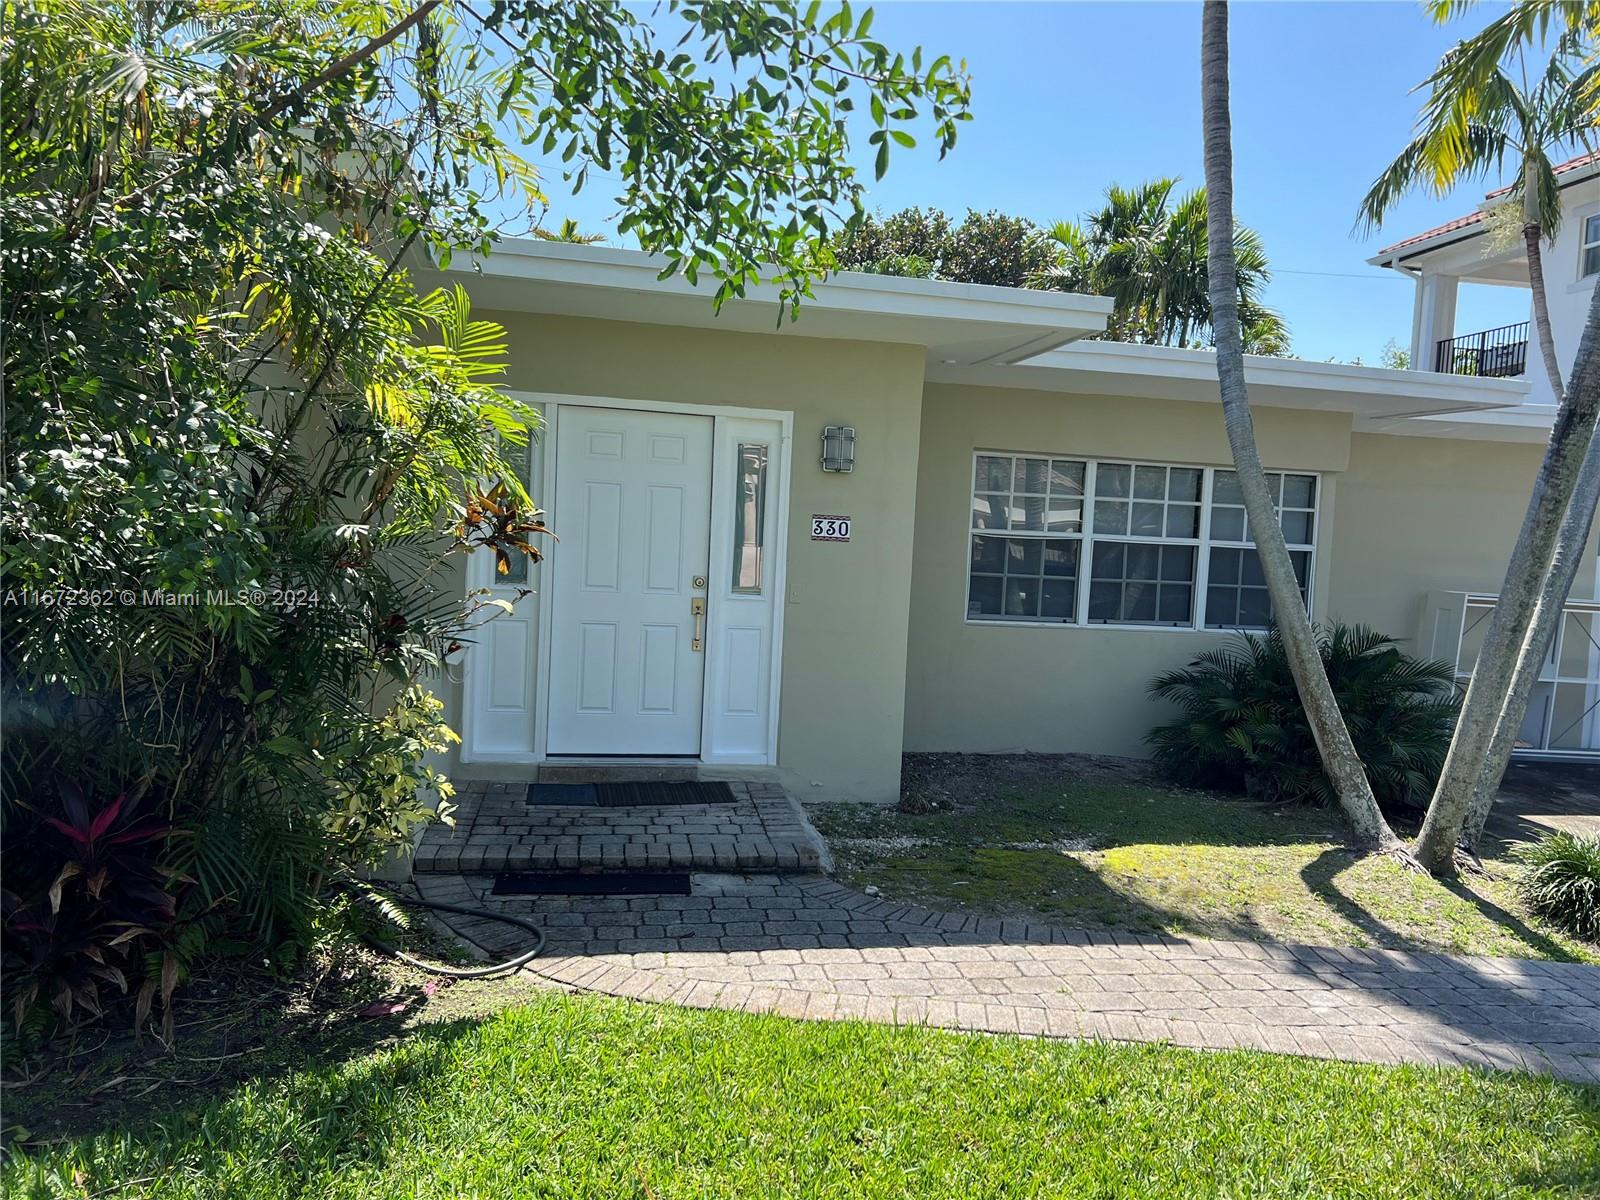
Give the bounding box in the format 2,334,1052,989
491,870,693,896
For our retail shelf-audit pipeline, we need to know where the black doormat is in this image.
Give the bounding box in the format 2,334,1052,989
526,780,736,807
491,870,693,896
526,783,600,806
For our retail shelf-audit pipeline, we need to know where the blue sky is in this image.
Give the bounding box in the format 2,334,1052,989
538,1,1535,363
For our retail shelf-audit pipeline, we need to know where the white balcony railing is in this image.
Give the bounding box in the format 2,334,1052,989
1420,591,1600,760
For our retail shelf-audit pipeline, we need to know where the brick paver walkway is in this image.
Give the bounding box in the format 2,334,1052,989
416,871,1600,1084
415,781,827,874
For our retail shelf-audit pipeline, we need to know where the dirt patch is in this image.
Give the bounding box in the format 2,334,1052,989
834,834,936,856
1002,837,1100,853
900,751,1160,811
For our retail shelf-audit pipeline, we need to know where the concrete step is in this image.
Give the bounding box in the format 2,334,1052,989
413,781,830,876
413,836,817,875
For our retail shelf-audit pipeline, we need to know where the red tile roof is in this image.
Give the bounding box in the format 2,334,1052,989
1375,150,1600,258
1485,148,1598,198
1378,210,1486,254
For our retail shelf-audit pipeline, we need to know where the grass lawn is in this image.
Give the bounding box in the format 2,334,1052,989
6,991,1599,1199
810,755,1599,964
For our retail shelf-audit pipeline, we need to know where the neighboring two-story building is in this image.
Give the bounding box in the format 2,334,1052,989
1368,149,1599,407
428,175,1599,802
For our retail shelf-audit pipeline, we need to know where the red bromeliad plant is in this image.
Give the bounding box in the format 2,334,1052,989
2,781,182,1037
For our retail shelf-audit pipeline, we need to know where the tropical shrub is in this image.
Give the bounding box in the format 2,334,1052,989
2,781,180,1036
0,1,970,1034
833,207,1059,287
1147,624,1459,814
1514,832,1600,942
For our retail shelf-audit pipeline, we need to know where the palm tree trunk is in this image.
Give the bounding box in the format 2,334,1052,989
1415,283,1600,872
1462,422,1600,850
1201,0,1406,854
1448,230,1580,851
1525,223,1566,403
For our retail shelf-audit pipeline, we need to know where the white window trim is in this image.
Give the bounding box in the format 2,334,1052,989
1580,210,1600,281
964,450,1321,634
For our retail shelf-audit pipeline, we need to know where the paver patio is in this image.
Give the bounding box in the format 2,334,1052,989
415,869,1600,1084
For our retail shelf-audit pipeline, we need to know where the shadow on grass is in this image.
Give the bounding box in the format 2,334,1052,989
1297,847,1583,964
890,753,1600,858
5,945,536,1149
8,1015,495,1195
1439,874,1583,962
1297,847,1427,954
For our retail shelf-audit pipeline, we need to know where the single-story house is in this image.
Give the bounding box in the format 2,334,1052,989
425,239,1597,803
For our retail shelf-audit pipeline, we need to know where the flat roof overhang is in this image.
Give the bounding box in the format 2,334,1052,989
1356,402,1556,443
437,240,1113,367
929,339,1531,420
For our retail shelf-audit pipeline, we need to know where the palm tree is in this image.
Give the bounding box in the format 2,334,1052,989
1421,3,1600,864
534,216,606,244
1358,19,1600,872
1037,180,1289,353
1357,40,1594,401
1201,0,1408,855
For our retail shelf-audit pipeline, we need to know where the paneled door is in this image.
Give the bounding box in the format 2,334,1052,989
546,406,714,755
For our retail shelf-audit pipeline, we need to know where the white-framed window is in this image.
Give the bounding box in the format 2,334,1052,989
1581,213,1600,280
1203,470,1316,630
969,453,1085,622
967,452,1319,631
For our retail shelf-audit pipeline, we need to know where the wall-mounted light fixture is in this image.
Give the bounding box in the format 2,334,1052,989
821,425,856,473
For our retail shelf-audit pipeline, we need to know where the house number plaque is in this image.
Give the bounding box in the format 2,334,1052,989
810,514,852,542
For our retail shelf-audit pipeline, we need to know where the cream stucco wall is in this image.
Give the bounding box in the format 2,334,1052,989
438,310,926,801
1325,432,1593,628
428,309,1579,795
902,383,1354,758
901,383,1575,760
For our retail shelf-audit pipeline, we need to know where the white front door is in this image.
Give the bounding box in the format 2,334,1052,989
546,406,713,755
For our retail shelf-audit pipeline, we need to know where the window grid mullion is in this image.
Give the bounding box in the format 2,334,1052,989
1303,481,1319,619
1075,459,1097,626
1102,533,1202,545
1194,467,1216,632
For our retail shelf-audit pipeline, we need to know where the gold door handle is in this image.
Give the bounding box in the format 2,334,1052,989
691,596,706,652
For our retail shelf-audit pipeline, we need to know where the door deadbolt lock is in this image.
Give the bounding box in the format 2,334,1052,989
690,596,706,651
692,575,707,589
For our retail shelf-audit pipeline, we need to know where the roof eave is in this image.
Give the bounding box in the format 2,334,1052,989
1355,402,1557,443
931,340,1532,419
436,239,1113,367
